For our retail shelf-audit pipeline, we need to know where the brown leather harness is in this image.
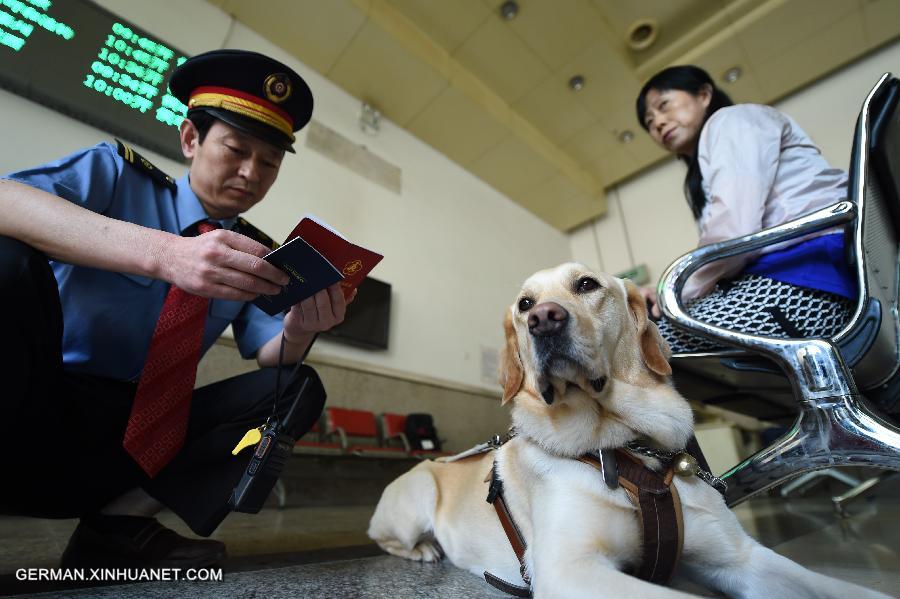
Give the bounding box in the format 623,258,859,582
483,446,700,597
484,461,533,597
579,450,685,583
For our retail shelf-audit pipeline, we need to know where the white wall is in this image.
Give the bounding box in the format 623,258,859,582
0,0,572,393
570,39,900,285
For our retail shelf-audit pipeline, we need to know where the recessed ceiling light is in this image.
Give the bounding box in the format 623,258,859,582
500,0,519,21
626,19,658,51
619,130,635,143
723,66,742,83
568,75,585,91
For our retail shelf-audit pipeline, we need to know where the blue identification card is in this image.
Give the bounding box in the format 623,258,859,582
252,236,344,316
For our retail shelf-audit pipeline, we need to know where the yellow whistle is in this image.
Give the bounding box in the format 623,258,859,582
232,426,263,455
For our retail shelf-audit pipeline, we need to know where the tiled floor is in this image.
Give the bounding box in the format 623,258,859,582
2,475,898,597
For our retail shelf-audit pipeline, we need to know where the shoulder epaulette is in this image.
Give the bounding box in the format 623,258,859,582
232,217,279,250
116,139,176,191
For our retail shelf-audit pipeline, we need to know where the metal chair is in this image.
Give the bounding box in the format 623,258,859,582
657,73,900,507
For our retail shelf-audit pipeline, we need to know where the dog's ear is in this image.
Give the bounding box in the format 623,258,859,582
624,280,672,377
499,310,525,404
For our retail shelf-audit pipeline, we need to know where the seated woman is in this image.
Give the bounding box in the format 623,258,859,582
636,65,856,353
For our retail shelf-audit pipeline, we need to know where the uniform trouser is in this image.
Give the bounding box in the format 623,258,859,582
0,236,326,536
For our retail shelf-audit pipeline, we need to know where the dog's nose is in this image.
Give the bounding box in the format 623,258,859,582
528,302,568,336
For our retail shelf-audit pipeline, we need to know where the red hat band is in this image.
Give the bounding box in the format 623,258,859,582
188,86,295,142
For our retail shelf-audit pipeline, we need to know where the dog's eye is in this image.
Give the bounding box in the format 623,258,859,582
518,297,534,312
575,277,600,293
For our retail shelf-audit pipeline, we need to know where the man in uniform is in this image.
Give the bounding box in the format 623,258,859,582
0,50,345,568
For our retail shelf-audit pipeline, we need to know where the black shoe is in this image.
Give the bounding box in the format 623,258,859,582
60,515,226,569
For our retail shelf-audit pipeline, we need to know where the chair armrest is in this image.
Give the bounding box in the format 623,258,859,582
325,427,348,449
657,202,859,402
387,432,411,453
657,201,856,353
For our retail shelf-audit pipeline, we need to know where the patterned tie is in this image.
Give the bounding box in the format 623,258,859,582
124,221,219,477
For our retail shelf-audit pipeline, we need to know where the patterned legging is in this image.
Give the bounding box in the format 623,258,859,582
656,274,855,354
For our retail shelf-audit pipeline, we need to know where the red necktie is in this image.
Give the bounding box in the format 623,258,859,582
124,221,218,477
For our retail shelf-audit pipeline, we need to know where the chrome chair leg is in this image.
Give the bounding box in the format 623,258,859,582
779,468,861,498
832,470,900,516
722,395,900,506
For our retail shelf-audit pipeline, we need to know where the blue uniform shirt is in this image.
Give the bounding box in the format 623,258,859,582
3,142,284,381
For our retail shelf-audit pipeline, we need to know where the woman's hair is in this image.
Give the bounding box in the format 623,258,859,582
635,65,733,220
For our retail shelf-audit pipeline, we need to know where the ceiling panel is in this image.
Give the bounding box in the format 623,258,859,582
591,0,727,65
385,0,491,54
589,151,639,188
551,191,606,231
468,135,557,200
208,0,900,231
564,121,620,167
750,11,867,100
217,0,367,73
517,173,605,230
621,130,668,174
561,39,642,122
453,17,552,105
406,85,510,167
590,0,708,35
504,0,612,70
736,0,859,66
862,0,900,48
512,73,599,146
327,19,449,126
516,172,582,212
599,103,647,153
563,120,640,187
687,39,764,105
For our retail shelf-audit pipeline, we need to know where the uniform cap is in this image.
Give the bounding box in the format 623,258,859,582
168,49,314,152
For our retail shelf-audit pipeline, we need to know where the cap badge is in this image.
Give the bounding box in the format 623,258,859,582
264,73,292,104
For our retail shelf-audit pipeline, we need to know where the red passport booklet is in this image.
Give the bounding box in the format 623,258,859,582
286,217,384,301
252,216,383,316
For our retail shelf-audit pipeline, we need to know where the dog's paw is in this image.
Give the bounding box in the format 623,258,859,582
379,539,443,562
410,540,443,562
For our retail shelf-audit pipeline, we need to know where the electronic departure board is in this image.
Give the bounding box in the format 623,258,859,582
0,0,190,161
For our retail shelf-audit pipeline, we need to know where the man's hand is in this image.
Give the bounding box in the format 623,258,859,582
283,283,357,341
162,230,290,301
638,285,662,319
257,283,357,367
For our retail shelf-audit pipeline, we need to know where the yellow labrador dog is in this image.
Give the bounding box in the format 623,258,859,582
369,263,888,599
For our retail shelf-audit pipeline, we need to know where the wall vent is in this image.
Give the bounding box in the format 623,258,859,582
305,119,401,194
481,345,500,386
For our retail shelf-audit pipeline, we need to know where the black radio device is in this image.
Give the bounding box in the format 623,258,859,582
228,375,310,513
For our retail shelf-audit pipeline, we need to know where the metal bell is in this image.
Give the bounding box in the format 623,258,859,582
673,452,700,477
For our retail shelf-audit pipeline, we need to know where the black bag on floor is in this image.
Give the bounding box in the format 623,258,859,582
405,413,441,451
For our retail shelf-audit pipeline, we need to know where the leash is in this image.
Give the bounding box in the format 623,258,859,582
437,433,506,463
624,439,728,497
